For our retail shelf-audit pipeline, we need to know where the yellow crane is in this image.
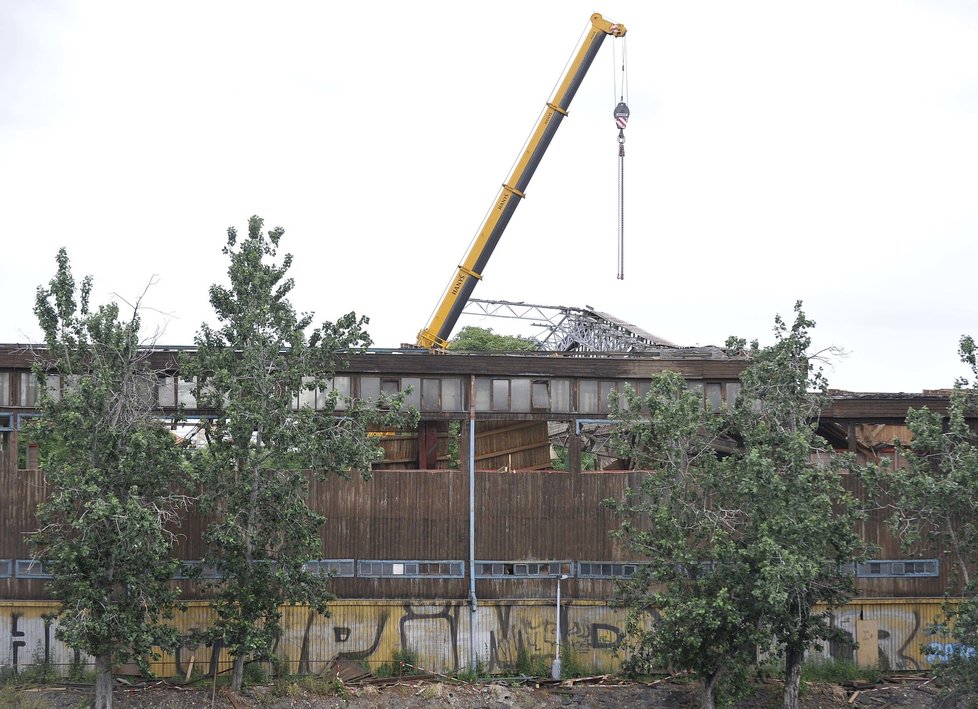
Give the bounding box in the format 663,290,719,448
416,13,627,349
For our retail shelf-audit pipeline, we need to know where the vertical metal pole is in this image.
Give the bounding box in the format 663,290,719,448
551,575,564,680
556,576,562,658
468,375,477,672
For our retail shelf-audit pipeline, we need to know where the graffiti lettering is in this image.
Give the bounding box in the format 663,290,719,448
10,614,26,667
400,603,460,672
337,612,387,661
925,642,977,664
0,600,955,676
590,623,622,649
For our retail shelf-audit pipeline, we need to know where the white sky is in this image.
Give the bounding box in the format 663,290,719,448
2,1,976,393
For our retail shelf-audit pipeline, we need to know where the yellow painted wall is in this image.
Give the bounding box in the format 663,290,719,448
808,598,961,671
0,598,965,677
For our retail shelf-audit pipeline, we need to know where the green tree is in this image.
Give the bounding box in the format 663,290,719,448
882,335,978,690
610,303,868,709
183,216,411,692
29,249,188,709
448,326,537,351
609,370,763,708
734,307,869,709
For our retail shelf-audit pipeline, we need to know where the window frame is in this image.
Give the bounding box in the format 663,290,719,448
856,559,939,578
577,561,641,579
304,559,355,577
357,560,465,578
172,560,224,580
15,559,53,579
474,560,573,579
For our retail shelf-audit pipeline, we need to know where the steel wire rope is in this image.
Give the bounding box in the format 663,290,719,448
616,36,629,280
618,139,625,280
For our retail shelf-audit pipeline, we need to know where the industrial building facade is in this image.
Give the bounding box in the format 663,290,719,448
0,344,966,673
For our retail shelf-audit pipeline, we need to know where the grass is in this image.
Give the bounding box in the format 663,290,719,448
801,657,884,685
0,686,51,709
453,656,489,682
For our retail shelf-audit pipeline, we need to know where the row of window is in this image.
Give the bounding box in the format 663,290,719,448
0,371,742,416
0,558,942,581
858,560,939,577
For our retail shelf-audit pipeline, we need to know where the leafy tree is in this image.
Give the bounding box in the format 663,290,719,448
183,216,411,691
609,303,869,709
448,325,537,351
609,370,763,708
28,249,188,709
882,334,978,690
734,306,869,709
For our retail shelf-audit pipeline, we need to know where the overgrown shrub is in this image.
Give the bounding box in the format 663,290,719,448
375,647,422,678
514,645,532,676
241,660,270,685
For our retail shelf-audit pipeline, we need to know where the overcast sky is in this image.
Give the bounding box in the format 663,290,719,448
2,1,976,393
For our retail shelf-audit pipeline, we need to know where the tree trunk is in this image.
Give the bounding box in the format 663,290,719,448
701,668,721,709
94,653,114,709
230,654,246,692
783,645,804,709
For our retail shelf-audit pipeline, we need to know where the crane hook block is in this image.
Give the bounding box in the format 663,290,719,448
614,102,630,131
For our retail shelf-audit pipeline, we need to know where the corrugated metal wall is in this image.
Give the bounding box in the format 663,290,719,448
0,462,47,601
0,455,960,600
812,598,957,671
0,599,962,676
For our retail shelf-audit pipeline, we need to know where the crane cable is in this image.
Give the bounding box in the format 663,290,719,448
612,37,629,280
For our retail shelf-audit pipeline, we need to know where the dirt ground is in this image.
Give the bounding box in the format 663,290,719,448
12,676,972,709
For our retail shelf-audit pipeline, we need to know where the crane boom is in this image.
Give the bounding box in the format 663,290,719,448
417,13,626,349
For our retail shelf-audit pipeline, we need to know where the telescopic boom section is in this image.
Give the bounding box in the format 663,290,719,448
416,14,627,349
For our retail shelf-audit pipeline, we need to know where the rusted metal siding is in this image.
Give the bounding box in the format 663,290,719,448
309,469,637,600
0,460,47,601
0,466,966,600
847,433,961,596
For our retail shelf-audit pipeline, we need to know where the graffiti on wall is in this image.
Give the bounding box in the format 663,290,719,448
0,608,84,671
0,600,965,676
279,602,627,675
814,603,964,671
482,604,626,673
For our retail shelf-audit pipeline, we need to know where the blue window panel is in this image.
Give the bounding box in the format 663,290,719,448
15,559,53,579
